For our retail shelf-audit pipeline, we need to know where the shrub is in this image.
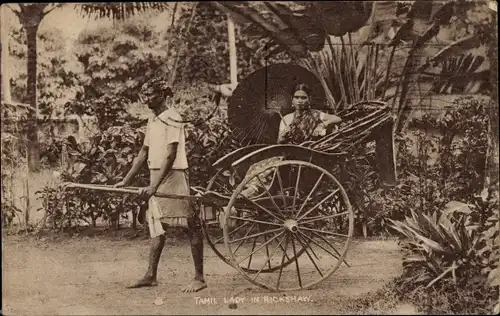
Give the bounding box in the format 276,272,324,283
345,96,490,237
173,86,240,187
36,123,149,230
1,202,22,228
1,129,27,229
388,199,499,313
39,135,65,168
392,276,497,315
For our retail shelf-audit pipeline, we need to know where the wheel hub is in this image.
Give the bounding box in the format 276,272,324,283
283,219,299,233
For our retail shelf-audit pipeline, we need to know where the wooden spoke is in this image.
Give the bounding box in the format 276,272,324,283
290,236,303,288
295,233,323,277
230,227,283,244
253,233,287,281
270,231,291,261
292,164,302,211
301,192,341,216
263,234,272,270
298,190,339,221
305,229,351,267
229,215,282,227
274,167,288,211
276,233,290,291
214,221,250,244
237,230,284,265
233,223,256,255
296,231,320,260
296,174,324,218
240,194,284,222
255,174,286,217
247,235,258,269
299,225,349,238
300,211,350,225
297,231,342,261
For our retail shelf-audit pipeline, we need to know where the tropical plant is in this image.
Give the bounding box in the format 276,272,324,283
389,202,482,287
1,202,22,228
388,199,499,313
483,3,499,204
35,123,150,230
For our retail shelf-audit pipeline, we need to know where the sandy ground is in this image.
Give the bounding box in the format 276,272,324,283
2,232,417,315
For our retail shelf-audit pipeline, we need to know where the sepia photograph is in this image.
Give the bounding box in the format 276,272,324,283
1,1,499,315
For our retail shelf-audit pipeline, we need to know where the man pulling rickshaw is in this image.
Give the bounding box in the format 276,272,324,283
114,76,207,293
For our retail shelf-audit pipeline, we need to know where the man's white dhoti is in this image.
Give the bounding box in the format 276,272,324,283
146,169,194,238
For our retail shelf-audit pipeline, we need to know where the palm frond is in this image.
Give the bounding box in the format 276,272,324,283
77,2,171,21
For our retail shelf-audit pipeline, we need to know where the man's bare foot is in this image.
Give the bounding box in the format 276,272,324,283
126,276,159,289
181,279,207,293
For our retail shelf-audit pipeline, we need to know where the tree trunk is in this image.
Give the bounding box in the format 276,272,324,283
483,11,499,201
1,6,12,104
25,24,40,172
227,15,238,86
91,210,97,227
132,208,137,230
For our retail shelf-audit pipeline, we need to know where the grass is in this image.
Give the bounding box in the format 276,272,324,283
337,280,419,315
358,276,499,315
338,275,497,315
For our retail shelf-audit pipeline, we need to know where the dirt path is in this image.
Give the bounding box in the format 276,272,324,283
2,234,412,315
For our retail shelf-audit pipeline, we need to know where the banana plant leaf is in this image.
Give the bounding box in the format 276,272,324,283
313,1,373,37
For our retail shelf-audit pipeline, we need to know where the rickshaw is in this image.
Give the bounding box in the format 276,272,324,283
65,64,397,292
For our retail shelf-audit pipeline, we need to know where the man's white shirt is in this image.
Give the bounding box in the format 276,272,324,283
144,108,188,170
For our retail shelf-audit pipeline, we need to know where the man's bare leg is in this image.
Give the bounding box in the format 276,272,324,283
181,216,207,293
127,224,167,288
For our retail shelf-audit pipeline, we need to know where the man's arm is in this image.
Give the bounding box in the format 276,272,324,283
121,145,148,185
150,143,178,191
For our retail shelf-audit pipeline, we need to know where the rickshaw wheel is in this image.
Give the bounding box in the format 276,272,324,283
201,168,306,274
200,168,234,268
223,159,354,291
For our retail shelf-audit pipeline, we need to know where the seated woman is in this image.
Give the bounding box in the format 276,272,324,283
278,83,342,145
222,84,342,226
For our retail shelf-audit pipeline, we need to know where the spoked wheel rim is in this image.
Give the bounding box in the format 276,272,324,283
200,168,234,267
223,160,354,292
201,168,306,273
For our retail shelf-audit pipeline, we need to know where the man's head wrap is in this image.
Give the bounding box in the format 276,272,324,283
139,75,173,103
